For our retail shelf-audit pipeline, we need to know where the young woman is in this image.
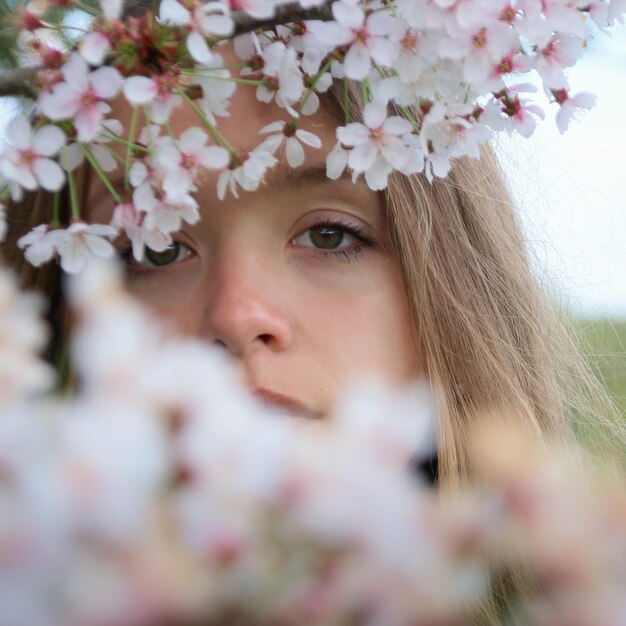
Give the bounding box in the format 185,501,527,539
2,29,618,476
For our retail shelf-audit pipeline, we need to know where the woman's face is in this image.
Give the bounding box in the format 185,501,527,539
88,60,421,419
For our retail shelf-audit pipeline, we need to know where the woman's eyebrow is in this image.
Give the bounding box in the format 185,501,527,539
264,164,359,193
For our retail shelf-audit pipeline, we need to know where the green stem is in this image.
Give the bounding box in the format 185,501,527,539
361,79,370,105
400,105,421,134
80,144,122,204
102,146,128,166
51,192,61,228
180,72,262,86
299,57,333,114
102,129,149,152
66,165,80,221
124,107,139,190
343,79,350,125
177,89,236,152
75,1,98,15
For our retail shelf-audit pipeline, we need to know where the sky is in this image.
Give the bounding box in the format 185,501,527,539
1,21,625,318
496,23,626,318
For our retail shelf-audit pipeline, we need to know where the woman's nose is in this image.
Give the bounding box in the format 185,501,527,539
200,252,294,359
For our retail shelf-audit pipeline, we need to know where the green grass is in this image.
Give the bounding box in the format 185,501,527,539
577,317,626,418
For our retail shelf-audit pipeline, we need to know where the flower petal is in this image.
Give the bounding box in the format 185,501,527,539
198,145,229,170
79,31,110,66
32,158,65,191
295,129,322,148
84,233,115,258
59,239,88,273
344,43,371,81
159,0,191,25
260,121,285,134
326,143,348,179
60,144,83,171
363,101,387,129
337,123,369,146
90,144,117,172
33,125,66,157
285,137,305,167
62,53,89,92
39,86,79,121
187,30,213,65
179,127,208,152
349,141,377,172
6,115,32,150
90,66,123,99
74,109,103,143
123,76,158,106
332,0,363,30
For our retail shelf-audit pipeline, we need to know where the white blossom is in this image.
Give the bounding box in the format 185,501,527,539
56,222,119,273
217,145,278,199
0,115,66,200
160,0,233,64
60,119,122,172
259,120,322,168
17,224,67,267
554,89,597,134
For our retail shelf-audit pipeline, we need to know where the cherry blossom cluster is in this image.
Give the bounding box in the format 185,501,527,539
0,259,625,626
0,0,624,271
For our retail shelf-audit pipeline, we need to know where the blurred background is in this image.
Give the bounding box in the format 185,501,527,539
496,23,626,418
0,6,624,418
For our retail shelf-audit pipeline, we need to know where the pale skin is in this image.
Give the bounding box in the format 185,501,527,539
87,57,421,419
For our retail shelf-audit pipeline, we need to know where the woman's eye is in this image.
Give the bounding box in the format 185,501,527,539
132,242,192,269
294,225,359,250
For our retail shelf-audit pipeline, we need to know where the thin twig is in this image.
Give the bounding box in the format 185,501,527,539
0,66,40,98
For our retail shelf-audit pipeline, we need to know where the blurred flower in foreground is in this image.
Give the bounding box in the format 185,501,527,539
0,261,624,626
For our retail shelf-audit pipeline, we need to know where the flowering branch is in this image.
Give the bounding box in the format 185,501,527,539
0,1,333,101
1,0,624,272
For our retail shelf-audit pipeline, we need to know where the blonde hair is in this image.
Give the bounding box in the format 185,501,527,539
328,82,624,485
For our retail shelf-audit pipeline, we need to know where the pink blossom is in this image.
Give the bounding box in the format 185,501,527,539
438,20,517,84
79,0,123,66
553,89,597,134
336,101,412,189
0,115,66,201
319,1,402,80
39,53,123,143
154,128,230,202
534,35,585,89
480,86,545,139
